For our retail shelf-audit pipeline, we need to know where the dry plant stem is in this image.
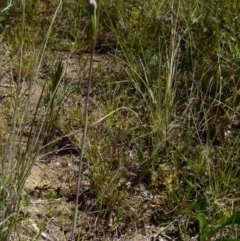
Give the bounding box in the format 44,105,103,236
70,38,96,241
70,2,97,239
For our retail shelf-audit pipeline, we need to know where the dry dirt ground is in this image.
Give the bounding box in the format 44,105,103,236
24,160,169,241
0,49,190,241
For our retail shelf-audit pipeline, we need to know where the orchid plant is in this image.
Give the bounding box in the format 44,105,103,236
70,0,98,240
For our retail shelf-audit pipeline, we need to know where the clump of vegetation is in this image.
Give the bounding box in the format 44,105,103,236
1,0,240,240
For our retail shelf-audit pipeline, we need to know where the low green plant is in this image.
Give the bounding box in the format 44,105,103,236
195,199,240,241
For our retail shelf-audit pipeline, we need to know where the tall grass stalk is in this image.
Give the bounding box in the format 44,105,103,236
164,1,180,124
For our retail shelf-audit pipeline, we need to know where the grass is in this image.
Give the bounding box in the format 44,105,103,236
1,0,240,240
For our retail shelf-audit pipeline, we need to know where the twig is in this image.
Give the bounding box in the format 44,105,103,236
1,0,13,12
29,219,53,241
90,106,143,126
0,213,16,227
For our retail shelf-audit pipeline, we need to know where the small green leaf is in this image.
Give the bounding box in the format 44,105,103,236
137,149,143,163
211,211,240,237
220,211,240,228
195,199,207,213
197,212,206,231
